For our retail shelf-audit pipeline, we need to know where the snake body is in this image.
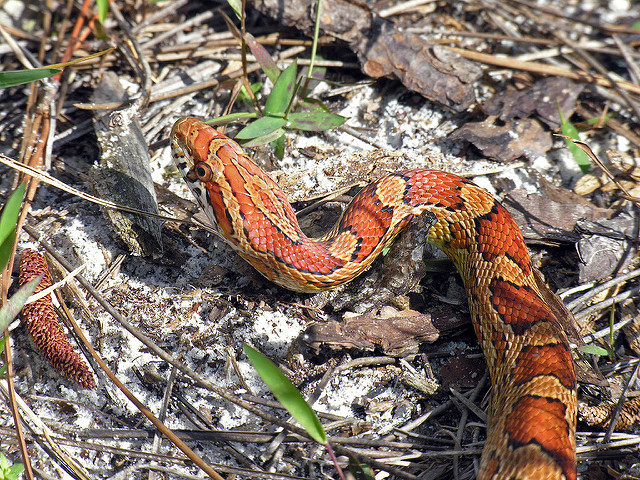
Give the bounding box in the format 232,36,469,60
171,117,577,480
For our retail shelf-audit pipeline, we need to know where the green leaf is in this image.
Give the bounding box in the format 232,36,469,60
299,97,331,113
264,60,297,116
0,183,26,271
235,116,286,140
578,344,610,356
0,69,61,88
8,463,24,478
557,106,590,173
0,277,42,333
287,111,347,132
0,231,15,275
96,0,109,23
226,0,242,19
245,33,280,83
241,128,286,148
244,344,327,444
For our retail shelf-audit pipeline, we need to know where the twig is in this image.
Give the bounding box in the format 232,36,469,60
0,380,92,480
0,154,210,231
110,2,152,108
565,268,640,312
445,46,640,95
551,30,640,120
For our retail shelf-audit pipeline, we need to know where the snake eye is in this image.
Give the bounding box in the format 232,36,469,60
193,162,213,182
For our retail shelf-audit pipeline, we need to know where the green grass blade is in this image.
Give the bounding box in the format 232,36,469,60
348,454,375,480
0,183,25,270
264,61,297,116
585,113,613,125
238,82,263,104
225,0,242,19
0,69,61,88
0,231,15,274
0,277,42,334
1,49,114,89
244,344,327,444
96,0,109,23
206,112,259,126
270,134,285,159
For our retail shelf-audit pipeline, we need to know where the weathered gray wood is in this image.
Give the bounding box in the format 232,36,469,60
91,72,162,255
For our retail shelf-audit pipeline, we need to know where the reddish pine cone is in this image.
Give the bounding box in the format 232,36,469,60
19,249,95,389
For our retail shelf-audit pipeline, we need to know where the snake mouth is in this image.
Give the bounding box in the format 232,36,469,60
171,117,200,175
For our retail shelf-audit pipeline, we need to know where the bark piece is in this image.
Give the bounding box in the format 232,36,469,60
251,0,481,112
483,77,583,129
450,117,552,162
503,177,615,244
575,206,637,283
303,305,455,357
91,71,162,256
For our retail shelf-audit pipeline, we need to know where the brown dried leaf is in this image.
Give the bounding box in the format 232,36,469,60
439,353,485,390
482,77,583,129
303,306,441,356
503,176,615,244
450,117,552,162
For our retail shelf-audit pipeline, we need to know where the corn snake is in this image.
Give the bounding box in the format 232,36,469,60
171,117,577,480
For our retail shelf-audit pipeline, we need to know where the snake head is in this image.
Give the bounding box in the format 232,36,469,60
170,117,249,243
171,117,241,185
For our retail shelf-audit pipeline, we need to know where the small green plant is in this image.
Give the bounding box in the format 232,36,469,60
578,304,616,360
0,453,24,480
244,345,376,479
578,343,610,356
557,105,590,173
217,0,347,157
